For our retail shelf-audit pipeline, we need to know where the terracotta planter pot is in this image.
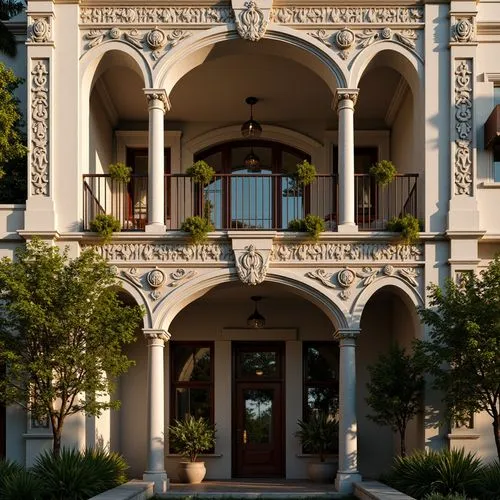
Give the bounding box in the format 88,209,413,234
177,461,207,483
306,461,336,483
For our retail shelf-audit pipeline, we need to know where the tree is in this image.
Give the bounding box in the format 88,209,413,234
365,343,425,457
0,61,27,202
0,0,24,57
0,239,144,456
418,260,500,461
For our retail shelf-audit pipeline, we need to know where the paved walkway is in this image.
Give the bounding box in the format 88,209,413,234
162,480,343,498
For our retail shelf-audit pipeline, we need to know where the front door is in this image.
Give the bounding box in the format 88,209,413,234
233,343,285,477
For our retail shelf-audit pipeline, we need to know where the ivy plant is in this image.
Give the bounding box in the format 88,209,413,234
386,214,422,245
370,160,397,186
288,214,325,240
90,214,121,243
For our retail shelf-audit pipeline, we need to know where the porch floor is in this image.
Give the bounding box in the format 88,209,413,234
161,479,343,498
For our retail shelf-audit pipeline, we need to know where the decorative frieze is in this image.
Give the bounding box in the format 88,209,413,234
270,7,423,25
454,59,473,196
80,7,234,25
90,243,234,263
79,6,423,27
271,243,423,263
28,17,52,43
451,16,476,44
30,59,49,197
235,244,270,285
85,27,191,60
309,26,418,60
235,0,269,42
307,265,420,300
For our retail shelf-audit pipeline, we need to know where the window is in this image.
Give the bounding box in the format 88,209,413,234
303,342,339,419
170,342,214,424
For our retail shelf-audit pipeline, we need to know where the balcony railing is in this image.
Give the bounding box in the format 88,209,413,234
83,173,418,232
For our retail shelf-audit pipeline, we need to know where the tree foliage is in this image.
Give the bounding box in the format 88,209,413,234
0,239,144,456
0,61,27,202
365,343,425,457
0,0,24,57
418,258,500,461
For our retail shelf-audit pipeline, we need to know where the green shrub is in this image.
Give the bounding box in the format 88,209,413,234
0,469,45,500
295,412,338,462
387,449,484,499
32,448,128,500
90,213,121,242
370,160,397,186
108,162,132,184
386,213,421,245
294,160,317,187
181,215,215,244
168,415,216,462
288,214,325,240
186,161,215,185
478,461,500,500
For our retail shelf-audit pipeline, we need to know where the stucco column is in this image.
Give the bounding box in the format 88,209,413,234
335,89,359,233
143,329,170,493
144,90,170,233
334,328,362,493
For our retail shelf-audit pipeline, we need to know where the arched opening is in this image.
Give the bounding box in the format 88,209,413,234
356,285,422,478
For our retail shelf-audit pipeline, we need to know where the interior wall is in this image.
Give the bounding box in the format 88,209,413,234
89,90,113,175
391,90,414,176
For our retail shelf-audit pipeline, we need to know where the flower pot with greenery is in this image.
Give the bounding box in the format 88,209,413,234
386,213,422,245
288,214,325,240
108,162,132,184
168,415,216,484
295,412,338,483
90,213,121,243
370,160,397,186
186,160,215,186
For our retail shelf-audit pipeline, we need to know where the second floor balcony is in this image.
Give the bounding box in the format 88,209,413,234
83,172,418,234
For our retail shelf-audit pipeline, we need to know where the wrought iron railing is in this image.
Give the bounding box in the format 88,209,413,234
82,173,418,232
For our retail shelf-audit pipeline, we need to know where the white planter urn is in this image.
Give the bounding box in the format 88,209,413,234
177,461,207,483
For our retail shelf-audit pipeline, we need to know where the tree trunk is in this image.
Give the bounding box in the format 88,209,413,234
493,412,500,462
399,426,407,458
52,425,62,458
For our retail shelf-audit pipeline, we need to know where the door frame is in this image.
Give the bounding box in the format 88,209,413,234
231,341,286,478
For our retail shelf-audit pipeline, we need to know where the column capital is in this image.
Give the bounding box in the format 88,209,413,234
334,328,360,342
334,89,359,111
143,89,171,112
143,329,171,343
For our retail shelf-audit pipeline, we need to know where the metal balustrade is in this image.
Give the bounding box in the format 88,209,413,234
82,173,418,232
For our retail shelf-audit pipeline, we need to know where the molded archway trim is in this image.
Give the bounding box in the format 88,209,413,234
350,276,424,330
114,276,152,329
184,125,323,160
154,268,350,333
155,24,347,95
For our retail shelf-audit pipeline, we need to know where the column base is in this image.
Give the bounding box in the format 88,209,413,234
337,223,359,234
335,471,362,494
143,472,169,493
145,223,166,233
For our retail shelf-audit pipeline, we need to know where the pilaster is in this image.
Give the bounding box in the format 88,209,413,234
24,1,56,231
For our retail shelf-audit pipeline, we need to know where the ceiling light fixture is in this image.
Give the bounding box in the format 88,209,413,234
241,96,262,138
247,296,265,329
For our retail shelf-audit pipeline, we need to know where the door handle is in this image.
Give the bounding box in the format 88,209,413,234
243,429,247,444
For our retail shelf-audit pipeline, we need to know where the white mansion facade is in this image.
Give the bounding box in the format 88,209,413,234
1,0,499,494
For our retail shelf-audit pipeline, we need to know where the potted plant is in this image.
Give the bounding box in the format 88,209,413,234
89,213,121,243
168,415,216,484
386,213,422,245
186,160,215,186
370,160,397,186
108,162,132,184
294,160,317,187
295,412,338,483
288,214,325,240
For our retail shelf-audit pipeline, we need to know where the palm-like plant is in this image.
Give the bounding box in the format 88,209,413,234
295,412,338,462
0,1,25,57
168,415,216,462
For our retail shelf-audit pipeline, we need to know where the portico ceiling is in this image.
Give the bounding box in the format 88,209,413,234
98,38,404,131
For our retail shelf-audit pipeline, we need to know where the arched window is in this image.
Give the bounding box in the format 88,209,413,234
195,141,310,230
